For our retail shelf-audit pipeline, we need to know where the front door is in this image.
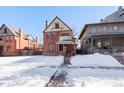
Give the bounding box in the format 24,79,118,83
65,44,73,54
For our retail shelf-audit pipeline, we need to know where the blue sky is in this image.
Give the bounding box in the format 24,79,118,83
0,6,118,43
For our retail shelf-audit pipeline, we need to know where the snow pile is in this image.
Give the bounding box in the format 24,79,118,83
122,53,124,55
71,53,123,67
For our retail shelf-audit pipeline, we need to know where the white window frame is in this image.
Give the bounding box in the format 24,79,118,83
113,26,118,31
103,26,107,31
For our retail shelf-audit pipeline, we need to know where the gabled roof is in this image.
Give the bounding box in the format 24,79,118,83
43,16,72,32
0,24,20,36
78,21,124,39
0,24,35,41
25,34,36,41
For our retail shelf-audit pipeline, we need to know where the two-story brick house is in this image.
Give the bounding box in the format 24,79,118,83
79,7,124,54
43,17,76,56
0,24,38,56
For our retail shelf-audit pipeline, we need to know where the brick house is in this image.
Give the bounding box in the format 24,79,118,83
79,7,124,54
0,24,38,56
43,17,76,56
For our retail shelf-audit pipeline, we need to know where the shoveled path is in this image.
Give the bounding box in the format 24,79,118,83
45,68,68,87
45,55,71,87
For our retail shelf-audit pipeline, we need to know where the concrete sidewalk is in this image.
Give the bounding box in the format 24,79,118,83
112,54,124,65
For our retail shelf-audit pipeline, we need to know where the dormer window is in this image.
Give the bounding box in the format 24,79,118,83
4,28,7,34
55,23,59,29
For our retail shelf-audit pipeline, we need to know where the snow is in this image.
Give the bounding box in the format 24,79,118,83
0,56,63,87
0,56,31,65
122,53,124,55
65,68,124,87
71,53,123,67
0,54,124,87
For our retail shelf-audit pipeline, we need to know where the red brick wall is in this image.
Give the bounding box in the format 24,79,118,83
43,32,60,55
2,36,17,56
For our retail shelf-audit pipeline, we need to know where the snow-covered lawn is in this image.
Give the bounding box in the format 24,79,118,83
71,53,123,67
0,54,124,87
66,68,124,87
0,56,63,87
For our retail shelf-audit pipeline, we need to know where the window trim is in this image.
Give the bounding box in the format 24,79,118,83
4,28,7,34
102,26,107,31
91,27,97,33
48,44,54,52
55,23,59,29
113,26,118,31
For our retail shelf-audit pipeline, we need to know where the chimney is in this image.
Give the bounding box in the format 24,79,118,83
118,6,123,11
100,19,103,23
19,28,21,37
36,36,38,48
45,20,48,29
19,28,21,51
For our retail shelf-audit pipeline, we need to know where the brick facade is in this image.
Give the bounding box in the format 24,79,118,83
43,17,76,56
0,24,39,56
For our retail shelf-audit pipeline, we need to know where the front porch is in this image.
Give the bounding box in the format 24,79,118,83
57,44,76,56
87,34,124,54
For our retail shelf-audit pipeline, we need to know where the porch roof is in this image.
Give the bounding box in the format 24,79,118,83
56,41,76,44
88,31,124,38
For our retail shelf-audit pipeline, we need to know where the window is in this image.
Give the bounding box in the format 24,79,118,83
48,44,54,52
6,37,9,42
61,33,70,36
47,33,51,39
10,37,12,42
53,32,56,39
7,45,10,52
4,28,7,34
55,23,59,29
103,26,107,31
113,26,118,31
91,28,96,33
59,44,63,51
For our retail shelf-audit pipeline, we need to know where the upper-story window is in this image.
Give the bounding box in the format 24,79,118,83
113,26,118,31
103,26,107,31
6,37,9,42
4,28,7,34
91,28,96,33
53,32,56,39
10,37,13,42
55,23,59,29
61,33,70,36
47,33,52,39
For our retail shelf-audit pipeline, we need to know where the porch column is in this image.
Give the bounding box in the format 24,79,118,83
109,35,112,48
90,37,94,47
